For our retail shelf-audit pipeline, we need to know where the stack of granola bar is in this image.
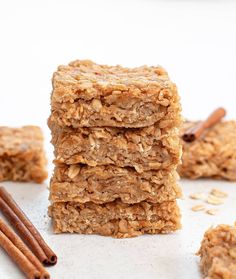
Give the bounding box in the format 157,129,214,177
48,60,182,238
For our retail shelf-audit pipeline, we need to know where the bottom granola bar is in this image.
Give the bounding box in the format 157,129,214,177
49,200,181,238
197,224,236,279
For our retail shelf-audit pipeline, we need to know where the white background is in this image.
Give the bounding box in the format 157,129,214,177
0,1,236,278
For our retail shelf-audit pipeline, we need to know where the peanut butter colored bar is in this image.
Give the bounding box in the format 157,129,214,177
179,121,236,181
49,120,181,172
0,126,48,183
49,200,181,238
50,164,182,204
197,224,236,279
50,60,181,128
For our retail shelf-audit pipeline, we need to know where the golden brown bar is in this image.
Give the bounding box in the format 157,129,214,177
0,126,47,183
49,200,181,238
49,120,181,172
179,121,236,181
197,224,236,279
50,164,182,204
50,60,181,129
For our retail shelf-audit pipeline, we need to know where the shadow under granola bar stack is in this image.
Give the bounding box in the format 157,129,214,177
48,60,182,238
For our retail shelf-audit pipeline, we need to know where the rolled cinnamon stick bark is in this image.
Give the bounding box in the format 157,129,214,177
0,197,48,264
0,219,50,279
182,107,226,142
0,187,57,265
0,230,41,279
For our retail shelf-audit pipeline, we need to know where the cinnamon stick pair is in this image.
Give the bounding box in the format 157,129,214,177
0,186,57,278
0,187,56,266
0,219,49,279
182,107,226,142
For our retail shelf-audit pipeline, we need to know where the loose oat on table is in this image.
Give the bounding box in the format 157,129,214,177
49,119,182,172
206,209,218,216
210,188,228,198
207,195,224,206
50,164,182,204
189,192,206,201
191,204,206,212
49,200,181,238
197,224,236,279
0,126,48,183
179,121,236,181
50,60,181,128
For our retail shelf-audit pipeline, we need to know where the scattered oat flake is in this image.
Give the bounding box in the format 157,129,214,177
210,188,228,198
207,195,224,205
189,192,206,200
191,204,206,212
206,209,218,215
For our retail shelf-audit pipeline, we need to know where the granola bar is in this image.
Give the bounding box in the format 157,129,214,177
50,164,182,204
50,60,181,128
49,120,181,172
49,200,181,238
197,224,236,279
179,121,236,181
0,126,48,183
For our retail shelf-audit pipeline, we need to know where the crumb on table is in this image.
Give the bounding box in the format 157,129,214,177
197,224,236,279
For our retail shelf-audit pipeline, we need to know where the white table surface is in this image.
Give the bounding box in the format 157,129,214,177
0,0,236,278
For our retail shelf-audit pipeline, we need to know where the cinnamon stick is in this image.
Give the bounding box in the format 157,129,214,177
0,219,50,279
0,187,57,265
182,107,226,142
0,230,40,279
0,196,48,264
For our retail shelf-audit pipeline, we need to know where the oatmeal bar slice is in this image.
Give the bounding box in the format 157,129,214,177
0,126,48,183
50,164,182,204
49,120,181,172
49,200,181,238
179,121,236,181
50,60,181,128
197,224,236,279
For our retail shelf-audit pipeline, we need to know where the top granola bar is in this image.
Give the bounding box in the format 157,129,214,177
50,60,181,128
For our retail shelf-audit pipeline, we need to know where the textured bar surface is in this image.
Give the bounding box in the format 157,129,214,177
49,120,181,172
49,200,181,238
179,121,236,181
0,126,48,183
50,164,182,204
197,224,236,279
50,60,181,128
